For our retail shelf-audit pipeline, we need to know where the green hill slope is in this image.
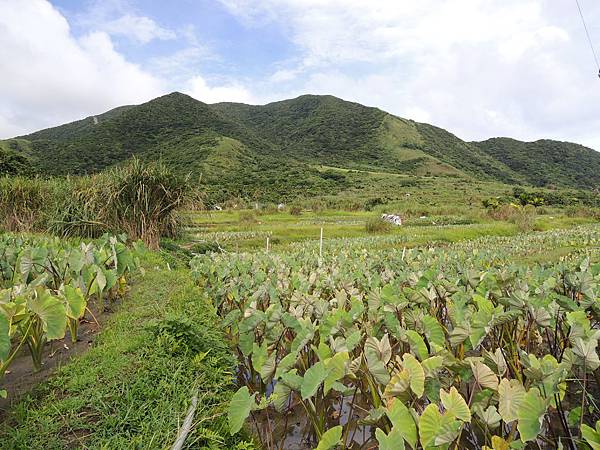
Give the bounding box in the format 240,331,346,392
3,92,599,201
473,137,600,190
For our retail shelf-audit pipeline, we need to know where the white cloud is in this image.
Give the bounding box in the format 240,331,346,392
0,0,165,137
220,0,600,149
99,14,176,44
187,76,257,104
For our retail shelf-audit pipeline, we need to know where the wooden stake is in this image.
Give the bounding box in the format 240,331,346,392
319,227,323,258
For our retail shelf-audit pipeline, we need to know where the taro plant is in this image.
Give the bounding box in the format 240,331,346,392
191,224,600,449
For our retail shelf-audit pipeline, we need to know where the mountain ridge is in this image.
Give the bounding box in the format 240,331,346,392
3,92,599,201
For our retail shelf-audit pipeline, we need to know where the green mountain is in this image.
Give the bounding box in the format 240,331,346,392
2,92,599,201
472,137,600,190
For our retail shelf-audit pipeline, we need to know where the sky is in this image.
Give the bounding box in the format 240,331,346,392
1,0,600,150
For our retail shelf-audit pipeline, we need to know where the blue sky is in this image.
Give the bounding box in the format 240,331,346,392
1,0,600,150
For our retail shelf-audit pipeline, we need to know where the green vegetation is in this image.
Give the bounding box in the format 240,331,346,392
0,234,139,394
191,225,600,449
0,251,253,449
4,93,600,205
475,137,600,190
0,158,196,248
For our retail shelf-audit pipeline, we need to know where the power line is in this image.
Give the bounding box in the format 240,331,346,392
575,0,600,71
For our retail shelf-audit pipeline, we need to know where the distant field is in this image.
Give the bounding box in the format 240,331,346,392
181,208,596,252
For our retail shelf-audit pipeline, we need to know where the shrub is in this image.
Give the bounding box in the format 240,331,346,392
238,211,257,225
290,206,302,216
365,217,393,233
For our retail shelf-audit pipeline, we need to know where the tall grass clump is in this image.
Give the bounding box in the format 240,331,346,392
0,176,53,231
365,216,393,233
97,158,199,249
1,158,199,249
47,176,109,238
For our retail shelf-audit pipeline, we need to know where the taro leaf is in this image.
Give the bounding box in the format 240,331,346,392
386,398,417,449
405,330,428,360
315,425,342,450
422,355,444,377
384,368,410,398
484,348,507,376
238,331,254,356
517,388,546,442
581,422,600,450
280,369,303,391
63,285,86,319
301,361,329,400
359,407,386,425
482,435,510,450
440,386,471,422
323,351,349,394
498,378,526,423
376,427,405,450
94,266,107,293
422,315,445,351
478,405,502,429
573,338,600,371
0,313,10,361
27,290,67,340
449,326,470,347
471,362,499,390
260,352,277,382
19,247,48,282
403,353,425,397
228,386,256,435
419,403,462,448
251,342,268,374
275,352,298,379
365,341,390,386
345,330,362,352
365,334,392,365
315,341,332,361
271,381,291,413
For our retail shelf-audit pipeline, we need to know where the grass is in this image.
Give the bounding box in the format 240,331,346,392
181,208,597,252
0,252,252,449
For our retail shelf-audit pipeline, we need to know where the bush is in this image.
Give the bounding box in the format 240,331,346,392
290,206,302,216
365,217,393,233
238,210,257,224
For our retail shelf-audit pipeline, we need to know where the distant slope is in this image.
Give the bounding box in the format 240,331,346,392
3,92,599,200
473,137,600,189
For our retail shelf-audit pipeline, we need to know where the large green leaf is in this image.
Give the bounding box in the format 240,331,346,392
386,398,417,448
323,351,349,394
0,313,10,361
471,362,499,390
315,425,342,450
517,388,546,442
440,386,471,422
27,290,66,340
582,422,600,450
63,285,86,319
271,381,291,413
376,427,405,450
228,386,256,435
301,361,329,400
498,378,525,423
573,338,600,371
406,330,428,360
402,353,425,397
419,403,462,448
